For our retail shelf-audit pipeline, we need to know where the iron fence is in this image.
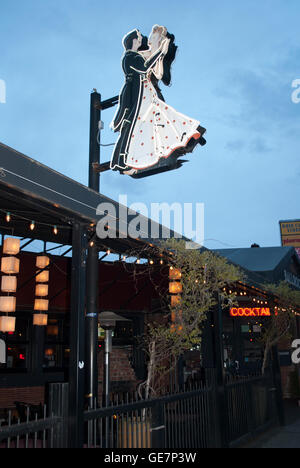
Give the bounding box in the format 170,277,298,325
225,372,277,447
84,370,219,448
0,371,279,448
0,405,62,448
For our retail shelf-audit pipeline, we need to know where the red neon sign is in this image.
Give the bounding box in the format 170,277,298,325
230,307,271,318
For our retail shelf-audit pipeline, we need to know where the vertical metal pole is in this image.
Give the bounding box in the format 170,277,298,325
68,222,87,448
103,329,112,448
89,90,101,190
85,90,101,408
103,329,112,407
212,296,228,448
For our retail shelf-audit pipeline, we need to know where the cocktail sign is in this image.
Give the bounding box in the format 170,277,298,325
110,25,206,178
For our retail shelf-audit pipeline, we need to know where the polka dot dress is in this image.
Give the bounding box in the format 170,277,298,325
124,78,202,170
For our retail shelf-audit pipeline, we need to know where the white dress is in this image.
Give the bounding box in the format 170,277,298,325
124,76,202,171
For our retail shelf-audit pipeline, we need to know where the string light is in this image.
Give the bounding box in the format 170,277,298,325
30,221,35,231
53,225,58,235
6,212,11,223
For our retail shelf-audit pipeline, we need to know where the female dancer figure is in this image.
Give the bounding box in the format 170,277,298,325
110,26,206,177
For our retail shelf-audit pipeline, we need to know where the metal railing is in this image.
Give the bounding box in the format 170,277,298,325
84,370,219,448
225,372,277,447
0,372,279,448
0,405,62,448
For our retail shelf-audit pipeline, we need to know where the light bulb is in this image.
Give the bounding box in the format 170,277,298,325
53,226,58,235
6,212,11,223
30,221,35,231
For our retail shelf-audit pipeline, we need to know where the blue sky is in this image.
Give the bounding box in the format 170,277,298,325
0,0,299,249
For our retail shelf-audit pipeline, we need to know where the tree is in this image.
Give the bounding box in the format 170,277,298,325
137,239,243,397
260,282,300,375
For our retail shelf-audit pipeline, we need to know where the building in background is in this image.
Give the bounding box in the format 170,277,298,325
214,245,300,397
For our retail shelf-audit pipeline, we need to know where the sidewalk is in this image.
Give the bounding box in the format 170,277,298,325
243,400,300,448
259,418,300,448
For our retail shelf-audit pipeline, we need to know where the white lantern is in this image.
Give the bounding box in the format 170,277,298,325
0,316,16,333
0,296,16,313
1,257,20,275
36,270,49,283
36,256,50,269
1,276,17,293
34,299,49,311
33,314,48,326
35,284,49,297
3,238,20,256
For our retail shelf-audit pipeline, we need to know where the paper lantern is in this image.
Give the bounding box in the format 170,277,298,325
0,316,16,333
35,284,49,297
3,238,20,256
169,268,182,280
0,296,16,313
36,256,50,269
1,276,17,293
34,299,49,311
36,270,49,283
171,295,181,307
47,325,59,336
33,314,48,326
1,257,20,274
169,282,183,294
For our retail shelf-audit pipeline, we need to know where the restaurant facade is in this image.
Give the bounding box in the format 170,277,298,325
0,141,299,447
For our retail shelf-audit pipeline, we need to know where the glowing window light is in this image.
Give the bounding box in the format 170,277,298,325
3,238,20,256
1,257,20,275
1,276,17,293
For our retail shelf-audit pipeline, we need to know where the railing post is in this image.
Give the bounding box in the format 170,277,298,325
48,383,69,448
151,401,165,448
271,345,285,426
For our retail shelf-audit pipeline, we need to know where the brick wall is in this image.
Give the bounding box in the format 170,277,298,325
0,386,44,409
98,346,139,398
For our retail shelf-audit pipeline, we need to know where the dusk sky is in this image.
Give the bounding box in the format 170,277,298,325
1,0,299,249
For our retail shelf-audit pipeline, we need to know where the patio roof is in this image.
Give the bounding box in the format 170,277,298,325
0,142,180,256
